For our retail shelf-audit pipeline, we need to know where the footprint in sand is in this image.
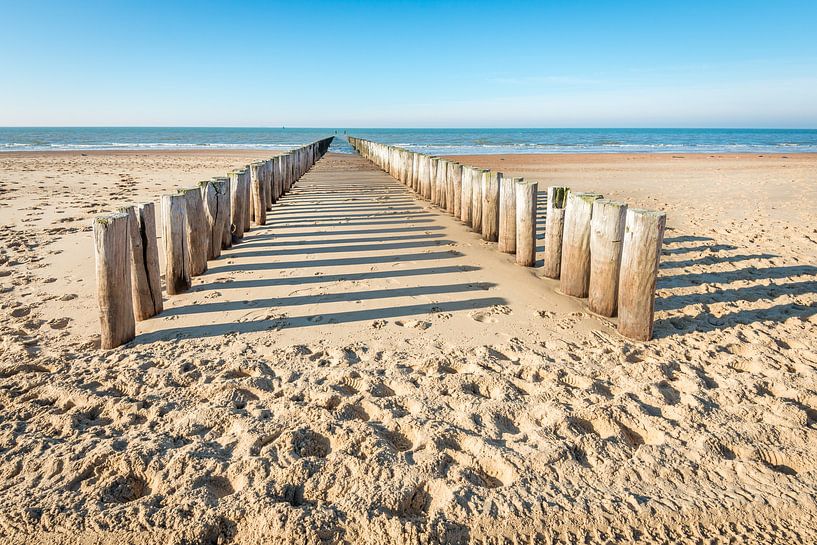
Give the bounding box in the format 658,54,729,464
49,317,71,330
394,320,431,330
469,305,512,323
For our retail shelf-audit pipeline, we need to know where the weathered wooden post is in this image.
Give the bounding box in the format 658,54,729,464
461,166,473,225
472,169,485,233
437,159,448,208
161,193,190,295
264,159,273,211
560,192,603,297
250,162,266,226
93,212,135,349
451,162,462,218
515,180,537,267
481,171,500,242
412,153,420,193
119,204,162,320
430,158,440,204
229,169,246,241
543,186,570,278
421,155,431,199
588,200,628,317
200,177,231,258
181,187,209,276
242,167,252,233
618,209,666,341
498,176,517,253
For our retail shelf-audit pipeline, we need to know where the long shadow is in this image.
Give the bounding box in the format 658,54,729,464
654,301,817,338
244,225,445,240
226,238,455,258
253,218,437,228
164,282,495,317
659,253,778,270
196,265,481,292
265,212,432,225
234,232,444,250
209,250,462,273
658,265,817,289
662,243,738,255
656,280,817,312
135,297,508,343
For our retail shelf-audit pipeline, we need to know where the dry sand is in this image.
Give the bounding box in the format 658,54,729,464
1,150,816,544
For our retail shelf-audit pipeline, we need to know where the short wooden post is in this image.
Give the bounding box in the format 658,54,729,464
229,169,245,241
498,176,517,253
250,162,266,226
461,167,473,225
119,204,162,320
451,162,462,218
515,180,537,266
481,171,500,242
181,188,209,276
617,209,666,341
588,200,628,317
93,213,135,349
543,186,570,278
472,169,485,233
560,192,603,297
162,194,190,295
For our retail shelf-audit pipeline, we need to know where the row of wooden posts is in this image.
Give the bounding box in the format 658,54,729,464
347,137,666,341
93,137,334,349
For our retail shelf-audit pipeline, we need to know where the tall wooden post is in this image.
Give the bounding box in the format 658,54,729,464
498,176,517,253
214,177,232,250
560,192,603,297
451,162,462,218
181,187,209,276
250,162,266,226
481,171,500,242
242,167,252,233
543,186,570,278
200,181,223,260
120,204,162,320
618,209,666,341
461,167,473,226
412,153,420,193
472,169,485,233
229,169,245,241
515,180,537,267
430,158,439,204
137,202,163,316
588,200,628,317
93,213,135,349
162,193,190,295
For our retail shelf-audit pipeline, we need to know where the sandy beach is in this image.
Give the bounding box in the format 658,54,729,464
1,150,816,544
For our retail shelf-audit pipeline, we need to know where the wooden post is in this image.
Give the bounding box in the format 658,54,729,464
451,162,462,218
271,156,280,203
543,186,570,278
481,171,500,242
461,166,473,226
93,213,135,349
242,167,252,233
588,200,628,317
515,180,537,267
437,159,448,208
472,169,484,233
180,188,209,276
618,209,666,341
498,175,517,253
229,169,245,241
162,193,190,295
560,192,603,297
250,162,266,226
119,204,162,320
137,202,163,316
200,180,222,260
214,177,232,250
264,159,274,210
430,158,439,204
412,153,420,193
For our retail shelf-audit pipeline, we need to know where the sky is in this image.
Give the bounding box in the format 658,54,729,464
1,0,816,128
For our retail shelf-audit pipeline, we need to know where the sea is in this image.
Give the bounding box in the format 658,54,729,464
1,127,816,155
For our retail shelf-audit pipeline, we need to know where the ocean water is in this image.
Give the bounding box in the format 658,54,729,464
1,127,816,155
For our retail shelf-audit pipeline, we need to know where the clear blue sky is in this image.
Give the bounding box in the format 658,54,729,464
2,0,815,127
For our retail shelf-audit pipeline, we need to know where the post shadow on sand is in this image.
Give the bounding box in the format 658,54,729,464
653,228,817,338
134,296,508,344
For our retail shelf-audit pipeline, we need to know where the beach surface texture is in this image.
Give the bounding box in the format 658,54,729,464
1,150,816,544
